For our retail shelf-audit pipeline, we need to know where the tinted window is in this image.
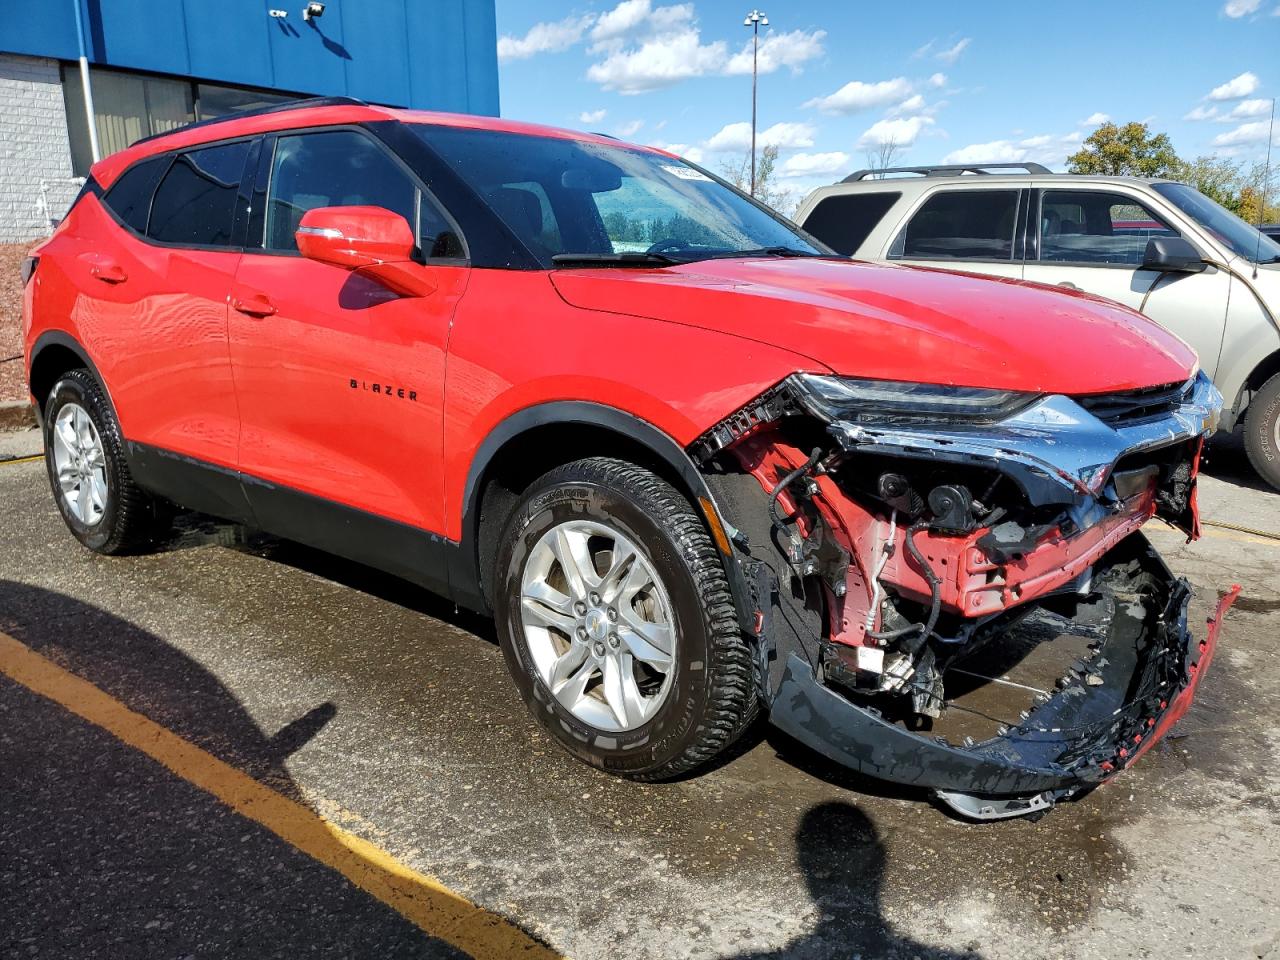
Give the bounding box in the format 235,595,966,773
802,192,901,256
147,141,251,247
264,130,460,256
411,125,825,265
893,190,1019,261
1153,181,1280,264
102,155,169,233
1039,190,1177,265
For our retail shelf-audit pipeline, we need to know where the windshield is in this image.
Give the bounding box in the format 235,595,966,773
411,125,826,266
1153,181,1280,264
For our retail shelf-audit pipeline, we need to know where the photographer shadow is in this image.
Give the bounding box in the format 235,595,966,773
726,801,982,960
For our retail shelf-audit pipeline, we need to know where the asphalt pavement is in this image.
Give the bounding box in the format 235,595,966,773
1,429,1278,959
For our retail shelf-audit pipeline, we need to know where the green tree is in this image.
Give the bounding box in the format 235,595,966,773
1170,156,1245,213
1067,122,1180,178
720,144,797,216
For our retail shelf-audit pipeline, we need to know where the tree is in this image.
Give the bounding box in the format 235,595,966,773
863,137,904,177
1170,156,1245,214
1067,122,1180,178
719,144,797,216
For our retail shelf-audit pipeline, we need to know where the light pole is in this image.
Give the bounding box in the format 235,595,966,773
743,9,767,196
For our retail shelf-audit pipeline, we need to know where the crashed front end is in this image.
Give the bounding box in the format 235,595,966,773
695,370,1236,819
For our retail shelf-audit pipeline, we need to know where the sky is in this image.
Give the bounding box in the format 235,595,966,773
494,0,1280,209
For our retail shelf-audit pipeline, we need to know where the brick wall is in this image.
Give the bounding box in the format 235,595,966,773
0,54,81,243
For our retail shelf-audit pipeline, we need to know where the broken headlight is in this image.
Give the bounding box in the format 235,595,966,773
789,374,1041,425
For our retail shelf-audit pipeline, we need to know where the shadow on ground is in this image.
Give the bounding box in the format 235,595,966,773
724,801,981,960
0,580,468,959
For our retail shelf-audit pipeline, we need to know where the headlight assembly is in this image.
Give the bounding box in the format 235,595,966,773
789,374,1041,425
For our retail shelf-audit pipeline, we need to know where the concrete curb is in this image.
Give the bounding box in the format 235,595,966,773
0,401,36,432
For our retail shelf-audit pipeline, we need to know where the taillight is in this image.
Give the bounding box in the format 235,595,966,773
20,256,38,286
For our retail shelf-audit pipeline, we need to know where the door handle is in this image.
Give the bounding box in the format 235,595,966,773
233,294,277,318
91,263,127,284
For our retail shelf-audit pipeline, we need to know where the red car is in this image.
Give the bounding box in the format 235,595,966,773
21,98,1232,819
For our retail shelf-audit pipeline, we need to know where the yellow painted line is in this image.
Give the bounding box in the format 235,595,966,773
0,631,563,960
1146,523,1280,549
0,454,43,467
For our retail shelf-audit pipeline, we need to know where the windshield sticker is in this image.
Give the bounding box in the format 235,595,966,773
662,164,712,182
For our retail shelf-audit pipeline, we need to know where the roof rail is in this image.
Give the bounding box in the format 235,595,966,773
131,96,370,146
841,162,1052,183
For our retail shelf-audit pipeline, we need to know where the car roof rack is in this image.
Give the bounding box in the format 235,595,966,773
131,96,370,146
841,162,1052,182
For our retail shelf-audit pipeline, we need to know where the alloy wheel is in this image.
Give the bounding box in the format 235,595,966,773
519,519,677,732
51,402,109,526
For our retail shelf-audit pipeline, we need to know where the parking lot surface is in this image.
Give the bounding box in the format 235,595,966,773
2,433,1278,959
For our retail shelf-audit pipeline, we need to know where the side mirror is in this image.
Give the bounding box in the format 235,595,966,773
1142,236,1206,274
296,206,434,296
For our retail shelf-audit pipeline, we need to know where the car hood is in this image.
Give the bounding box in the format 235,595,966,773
549,257,1197,394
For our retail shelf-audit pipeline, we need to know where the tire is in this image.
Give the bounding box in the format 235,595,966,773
1244,372,1280,492
494,457,758,781
43,368,171,554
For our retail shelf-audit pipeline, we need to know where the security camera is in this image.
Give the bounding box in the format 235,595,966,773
303,1,325,20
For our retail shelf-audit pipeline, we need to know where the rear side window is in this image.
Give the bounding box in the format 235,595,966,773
147,140,251,247
102,155,169,233
892,190,1020,261
263,129,461,257
802,192,901,256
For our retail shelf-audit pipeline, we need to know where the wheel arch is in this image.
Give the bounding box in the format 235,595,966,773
28,331,118,430
1227,347,1280,430
454,401,754,634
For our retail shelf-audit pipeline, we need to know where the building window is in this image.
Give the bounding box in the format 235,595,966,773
61,65,300,176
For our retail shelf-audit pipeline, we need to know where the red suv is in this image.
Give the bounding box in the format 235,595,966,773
22,98,1232,820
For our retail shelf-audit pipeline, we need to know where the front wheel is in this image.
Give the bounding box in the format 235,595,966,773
1244,372,1280,492
494,457,758,780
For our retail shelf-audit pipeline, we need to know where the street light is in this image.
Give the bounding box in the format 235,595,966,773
743,9,768,196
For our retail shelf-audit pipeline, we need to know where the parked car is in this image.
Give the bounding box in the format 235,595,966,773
1262,223,1280,243
22,101,1230,820
795,163,1280,490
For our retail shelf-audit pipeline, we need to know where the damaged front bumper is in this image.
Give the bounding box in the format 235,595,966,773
770,539,1238,819
695,370,1236,820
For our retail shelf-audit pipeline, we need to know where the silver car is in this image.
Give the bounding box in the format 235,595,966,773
796,163,1280,490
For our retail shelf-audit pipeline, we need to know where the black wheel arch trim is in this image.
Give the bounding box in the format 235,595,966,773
28,330,120,430
455,400,758,633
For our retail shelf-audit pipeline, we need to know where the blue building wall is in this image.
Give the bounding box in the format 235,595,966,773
0,0,500,115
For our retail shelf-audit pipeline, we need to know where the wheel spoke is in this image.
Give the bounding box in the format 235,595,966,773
550,526,598,597
547,643,590,694
88,473,107,515
598,539,639,604
617,618,674,670
554,652,597,707
601,654,644,728
521,594,578,635
55,417,79,457
73,482,90,524
56,465,79,494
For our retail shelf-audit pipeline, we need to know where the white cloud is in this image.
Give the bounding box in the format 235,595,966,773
588,0,693,52
615,119,644,137
498,14,594,62
1226,98,1274,120
928,72,947,88
579,109,607,124
778,151,850,178
892,94,927,115
1082,112,1110,125
935,38,971,64
942,131,1083,168
804,77,914,114
704,120,816,152
1212,121,1275,146
587,30,727,94
724,29,826,75
857,116,936,148
647,140,705,164
1185,104,1220,121
1207,71,1261,101
1224,0,1262,15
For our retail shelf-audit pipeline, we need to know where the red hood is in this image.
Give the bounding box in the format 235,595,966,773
549,257,1197,394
